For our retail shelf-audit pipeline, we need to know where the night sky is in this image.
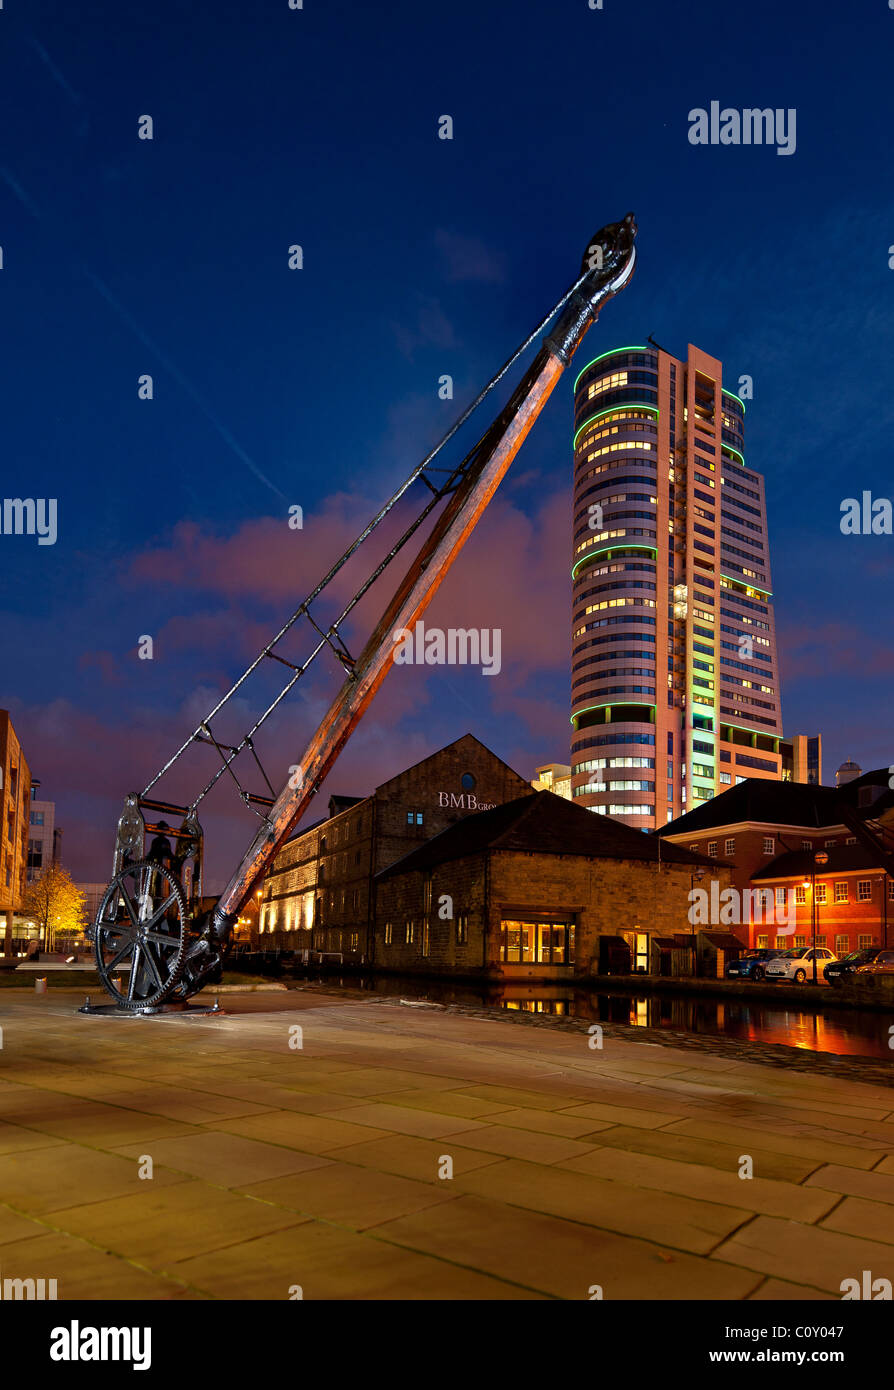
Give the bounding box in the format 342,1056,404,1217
2,0,892,889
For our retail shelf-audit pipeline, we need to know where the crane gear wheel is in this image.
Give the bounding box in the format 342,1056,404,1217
92,858,190,1010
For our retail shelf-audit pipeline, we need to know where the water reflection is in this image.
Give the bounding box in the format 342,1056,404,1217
305,972,893,1061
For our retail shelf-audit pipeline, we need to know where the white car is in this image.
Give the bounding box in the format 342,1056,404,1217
765,946,836,984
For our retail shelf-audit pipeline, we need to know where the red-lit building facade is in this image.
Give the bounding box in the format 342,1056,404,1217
657,768,894,955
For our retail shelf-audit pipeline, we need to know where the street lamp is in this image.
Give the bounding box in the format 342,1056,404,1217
813,851,828,983
689,867,705,977
875,871,889,952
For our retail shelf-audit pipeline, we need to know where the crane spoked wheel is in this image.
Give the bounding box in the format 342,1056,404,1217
92,859,189,1011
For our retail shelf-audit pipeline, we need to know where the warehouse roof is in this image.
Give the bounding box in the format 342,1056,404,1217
376,790,719,879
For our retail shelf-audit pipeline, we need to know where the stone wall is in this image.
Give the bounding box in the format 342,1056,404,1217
374,847,733,977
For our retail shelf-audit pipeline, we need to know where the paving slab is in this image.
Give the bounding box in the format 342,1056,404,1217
542,1123,823,1182
112,1131,335,1187
372,1088,513,1120
462,1105,605,1139
663,1117,888,1169
168,1216,544,1300
437,1123,603,1166
0,1142,188,1214
1,990,892,1300
0,1204,53,1246
0,1230,199,1299
323,1132,506,1183
711,1214,894,1292
214,1109,395,1154
560,1146,839,1222
747,1277,836,1301
239,1161,456,1231
819,1194,894,1244
805,1163,894,1204
51,1180,308,1268
454,1156,751,1254
0,1119,68,1156
372,1193,761,1300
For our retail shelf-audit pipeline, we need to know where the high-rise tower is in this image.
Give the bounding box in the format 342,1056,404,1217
570,344,783,830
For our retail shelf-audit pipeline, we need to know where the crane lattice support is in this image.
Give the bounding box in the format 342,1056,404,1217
85,214,637,1013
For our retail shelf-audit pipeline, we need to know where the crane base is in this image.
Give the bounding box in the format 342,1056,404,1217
78,999,223,1018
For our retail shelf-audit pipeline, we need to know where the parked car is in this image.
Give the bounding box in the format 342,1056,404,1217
853,948,894,983
824,947,886,986
725,949,781,982
765,946,836,983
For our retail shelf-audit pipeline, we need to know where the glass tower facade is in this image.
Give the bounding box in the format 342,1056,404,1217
570,344,783,830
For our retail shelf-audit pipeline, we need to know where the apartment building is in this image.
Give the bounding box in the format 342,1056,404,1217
570,343,783,830
0,710,32,954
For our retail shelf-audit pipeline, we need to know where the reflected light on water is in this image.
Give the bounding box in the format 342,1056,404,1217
339,972,892,1061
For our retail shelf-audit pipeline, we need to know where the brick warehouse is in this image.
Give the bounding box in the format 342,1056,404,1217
657,766,894,955
374,790,728,980
258,734,531,959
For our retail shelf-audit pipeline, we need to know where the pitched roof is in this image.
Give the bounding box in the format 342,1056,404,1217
700,931,745,949
376,790,718,879
373,732,526,796
656,777,842,836
657,767,894,841
751,844,885,881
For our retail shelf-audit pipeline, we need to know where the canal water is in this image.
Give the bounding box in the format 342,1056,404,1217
291,971,894,1061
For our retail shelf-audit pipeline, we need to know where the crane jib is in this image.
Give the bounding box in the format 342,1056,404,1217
88,214,637,1011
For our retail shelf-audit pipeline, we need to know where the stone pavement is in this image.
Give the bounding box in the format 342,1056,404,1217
0,990,892,1300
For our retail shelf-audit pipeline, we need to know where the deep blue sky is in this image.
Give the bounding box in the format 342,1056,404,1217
2,0,892,886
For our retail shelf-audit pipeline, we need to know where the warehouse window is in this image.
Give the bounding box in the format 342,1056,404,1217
499,920,575,966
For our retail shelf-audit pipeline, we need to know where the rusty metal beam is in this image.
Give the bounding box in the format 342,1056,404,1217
210,214,637,934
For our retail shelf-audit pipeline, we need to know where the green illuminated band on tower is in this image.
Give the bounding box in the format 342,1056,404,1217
721,389,747,415
570,702,656,728
721,721,782,746
572,544,658,580
573,403,659,450
721,574,773,597
721,443,746,467
572,346,649,393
